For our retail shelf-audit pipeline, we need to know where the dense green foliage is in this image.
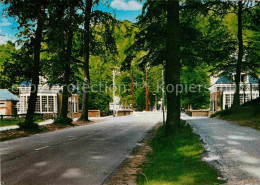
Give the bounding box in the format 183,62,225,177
0,41,17,89
1,1,259,113
53,116,73,125
86,21,162,111
181,65,210,109
123,1,235,111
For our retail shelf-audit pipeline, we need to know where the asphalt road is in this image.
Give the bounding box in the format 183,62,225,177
182,114,260,185
0,112,162,185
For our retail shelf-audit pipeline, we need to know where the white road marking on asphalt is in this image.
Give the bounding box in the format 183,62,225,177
35,146,50,151
69,137,77,141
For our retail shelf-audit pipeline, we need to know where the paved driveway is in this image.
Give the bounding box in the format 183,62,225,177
182,114,260,184
0,112,162,185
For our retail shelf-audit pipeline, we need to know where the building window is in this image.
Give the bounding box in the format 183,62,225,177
241,74,247,83
0,103,6,107
16,102,20,112
20,96,28,113
74,103,77,113
245,94,250,103
25,96,28,112
36,96,40,112
54,96,57,112
48,96,54,112
240,94,244,104
19,97,23,113
42,96,48,112
225,94,231,108
73,97,77,113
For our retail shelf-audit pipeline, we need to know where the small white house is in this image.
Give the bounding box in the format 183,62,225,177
17,77,79,118
209,73,259,112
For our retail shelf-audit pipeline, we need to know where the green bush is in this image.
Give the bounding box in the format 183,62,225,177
18,121,39,130
242,97,259,107
54,116,73,125
211,98,260,118
210,109,232,118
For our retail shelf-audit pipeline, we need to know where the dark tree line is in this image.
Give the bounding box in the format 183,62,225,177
123,0,259,133
2,0,117,128
1,0,259,132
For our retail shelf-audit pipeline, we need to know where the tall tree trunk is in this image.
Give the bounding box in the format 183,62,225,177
148,86,150,110
131,70,134,111
243,84,246,103
60,68,71,118
161,64,165,124
60,6,74,119
233,1,243,107
165,0,181,133
145,66,149,111
24,6,44,127
250,83,252,101
80,0,92,121
258,79,260,97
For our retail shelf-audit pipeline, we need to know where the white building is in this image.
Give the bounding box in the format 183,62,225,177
17,77,79,118
209,73,259,112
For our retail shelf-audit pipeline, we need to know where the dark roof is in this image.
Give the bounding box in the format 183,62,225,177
216,76,259,84
249,76,259,83
20,80,32,87
216,77,232,84
20,80,60,87
0,89,19,101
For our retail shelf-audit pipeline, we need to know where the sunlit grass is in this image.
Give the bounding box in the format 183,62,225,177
0,116,44,127
137,121,224,185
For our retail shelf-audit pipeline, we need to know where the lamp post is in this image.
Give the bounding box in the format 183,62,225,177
250,83,252,101
113,69,116,117
153,93,157,111
145,65,149,111
113,69,120,117
162,64,165,124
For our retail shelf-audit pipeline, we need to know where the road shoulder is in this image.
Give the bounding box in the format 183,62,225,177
104,123,162,185
0,118,104,141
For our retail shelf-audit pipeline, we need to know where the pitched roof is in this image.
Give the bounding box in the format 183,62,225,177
249,76,259,83
20,80,32,87
215,76,259,84
215,77,232,84
0,89,19,101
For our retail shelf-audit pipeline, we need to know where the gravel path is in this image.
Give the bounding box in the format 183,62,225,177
182,114,260,185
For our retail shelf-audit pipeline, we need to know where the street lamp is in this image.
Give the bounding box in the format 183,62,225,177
153,93,157,111
113,69,120,117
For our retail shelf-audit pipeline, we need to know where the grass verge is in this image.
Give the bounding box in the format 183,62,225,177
0,119,94,142
0,116,44,127
137,120,224,185
211,98,260,130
